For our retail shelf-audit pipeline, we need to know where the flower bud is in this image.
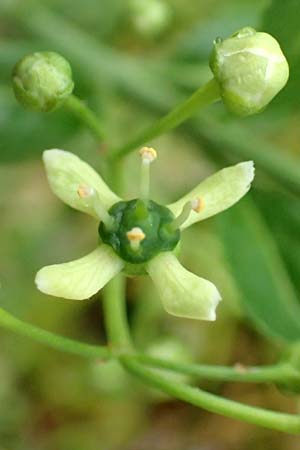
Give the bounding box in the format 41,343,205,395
130,0,171,38
12,51,74,112
209,27,289,116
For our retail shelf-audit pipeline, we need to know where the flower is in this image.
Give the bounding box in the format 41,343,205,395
35,148,255,321
210,27,289,116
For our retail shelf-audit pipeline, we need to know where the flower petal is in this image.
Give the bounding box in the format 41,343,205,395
168,161,254,229
35,245,124,300
147,252,221,320
43,149,121,218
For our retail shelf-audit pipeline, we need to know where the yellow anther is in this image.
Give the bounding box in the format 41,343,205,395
77,184,114,230
127,227,146,242
170,198,205,230
127,227,146,251
191,197,205,213
139,146,157,163
77,184,95,199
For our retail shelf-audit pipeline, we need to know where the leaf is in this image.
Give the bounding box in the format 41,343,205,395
255,190,300,293
0,86,77,163
173,2,264,61
262,0,300,109
191,116,300,196
216,195,300,344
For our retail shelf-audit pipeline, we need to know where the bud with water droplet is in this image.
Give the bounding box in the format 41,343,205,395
12,51,74,112
210,27,289,116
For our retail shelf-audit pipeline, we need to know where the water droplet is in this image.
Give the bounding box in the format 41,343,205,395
232,27,256,39
214,36,223,45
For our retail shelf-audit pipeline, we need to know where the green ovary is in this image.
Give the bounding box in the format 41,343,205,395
99,199,180,264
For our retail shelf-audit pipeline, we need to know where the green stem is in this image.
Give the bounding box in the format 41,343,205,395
109,78,220,160
135,354,299,384
122,356,300,434
102,275,132,351
65,94,105,142
0,307,110,359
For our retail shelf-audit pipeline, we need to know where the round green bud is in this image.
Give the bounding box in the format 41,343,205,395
209,27,289,116
12,51,74,112
130,0,171,37
99,199,180,265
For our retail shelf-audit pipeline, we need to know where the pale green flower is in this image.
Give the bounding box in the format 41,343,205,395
35,148,255,321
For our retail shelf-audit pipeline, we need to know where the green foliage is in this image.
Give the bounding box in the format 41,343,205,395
263,0,300,109
216,197,300,343
0,86,77,163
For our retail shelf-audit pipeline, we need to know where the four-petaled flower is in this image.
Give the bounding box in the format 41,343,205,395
35,148,254,321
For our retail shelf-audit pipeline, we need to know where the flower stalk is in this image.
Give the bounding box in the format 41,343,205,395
135,353,300,384
0,307,110,359
121,355,300,435
109,78,220,160
102,275,133,351
1,303,300,434
65,94,106,141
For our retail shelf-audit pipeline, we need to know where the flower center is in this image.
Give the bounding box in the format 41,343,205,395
98,199,180,264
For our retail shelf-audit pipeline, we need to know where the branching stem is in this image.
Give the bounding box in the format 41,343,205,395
135,354,299,384
109,78,220,160
0,307,110,359
121,355,300,435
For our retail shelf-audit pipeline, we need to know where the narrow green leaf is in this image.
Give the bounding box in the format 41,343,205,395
191,116,300,196
0,86,77,163
255,190,300,293
262,0,300,109
216,196,300,343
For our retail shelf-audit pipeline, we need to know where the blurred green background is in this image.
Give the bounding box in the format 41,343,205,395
1,0,300,448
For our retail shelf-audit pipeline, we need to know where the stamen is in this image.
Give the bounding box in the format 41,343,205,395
77,184,95,199
191,197,205,213
170,197,204,229
139,147,157,199
77,184,114,229
126,227,146,251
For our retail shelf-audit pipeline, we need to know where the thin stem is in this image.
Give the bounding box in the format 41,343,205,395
135,354,299,384
110,78,220,160
65,94,105,142
102,275,132,351
0,307,110,359
122,356,300,434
